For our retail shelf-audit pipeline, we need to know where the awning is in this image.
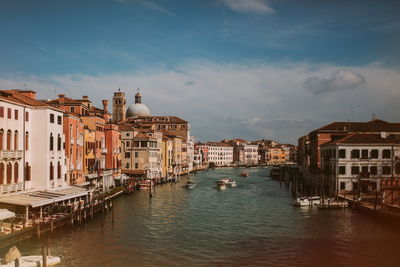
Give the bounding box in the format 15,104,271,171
0,209,15,220
0,186,89,208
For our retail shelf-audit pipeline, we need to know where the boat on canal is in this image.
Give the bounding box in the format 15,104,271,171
219,177,237,187
240,171,249,177
0,246,61,267
216,181,227,190
292,196,321,207
138,180,151,190
184,181,196,190
269,167,281,180
317,199,348,209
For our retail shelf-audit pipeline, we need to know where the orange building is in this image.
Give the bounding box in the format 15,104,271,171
63,113,85,185
105,123,121,179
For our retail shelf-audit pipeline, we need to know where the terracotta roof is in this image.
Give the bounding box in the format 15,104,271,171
321,133,400,146
0,89,47,107
126,115,188,124
47,96,84,105
314,119,400,133
122,169,146,175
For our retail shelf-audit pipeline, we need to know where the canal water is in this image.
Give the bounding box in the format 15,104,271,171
12,168,400,266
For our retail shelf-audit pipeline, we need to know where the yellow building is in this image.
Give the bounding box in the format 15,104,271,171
161,136,173,181
83,127,96,174
266,146,287,165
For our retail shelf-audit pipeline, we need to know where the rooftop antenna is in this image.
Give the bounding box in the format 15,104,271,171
372,114,376,120
54,86,58,98
350,106,354,122
118,88,121,92
21,83,27,90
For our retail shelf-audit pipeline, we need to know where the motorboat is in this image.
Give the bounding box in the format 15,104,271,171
317,199,348,209
292,196,321,207
1,246,61,267
226,179,237,187
184,181,196,190
240,171,249,177
219,177,230,184
138,180,151,190
216,181,227,190
269,167,281,178
0,256,61,267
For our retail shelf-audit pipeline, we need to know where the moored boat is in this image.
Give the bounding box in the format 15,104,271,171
184,181,196,189
226,179,237,187
317,200,348,209
292,196,321,207
138,180,151,190
219,177,230,184
240,171,249,177
269,167,281,179
216,181,227,190
0,256,61,267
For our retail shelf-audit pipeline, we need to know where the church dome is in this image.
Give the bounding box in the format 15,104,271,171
126,91,151,118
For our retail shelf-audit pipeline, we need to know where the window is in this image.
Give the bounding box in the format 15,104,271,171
57,134,61,151
25,111,29,121
14,131,18,150
50,113,55,123
14,109,18,120
125,163,130,168
339,166,346,175
361,166,369,176
351,150,360,159
0,106,4,117
7,130,11,150
135,163,138,169
71,107,75,113
181,125,186,130
395,163,400,174
50,133,54,151
125,152,131,158
361,149,368,159
382,149,391,159
351,166,359,175
126,133,130,137
7,108,11,118
370,166,377,175
0,129,3,150
50,162,54,180
25,163,31,181
6,163,12,184
126,141,131,147
14,162,18,183
135,152,138,157
141,141,147,147
57,115,62,125
382,166,391,175
340,182,346,190
0,163,4,185
370,150,378,159
57,162,61,179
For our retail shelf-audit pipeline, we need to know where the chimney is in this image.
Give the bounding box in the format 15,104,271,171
82,96,88,100
58,94,65,103
102,100,109,113
19,90,37,99
381,132,387,139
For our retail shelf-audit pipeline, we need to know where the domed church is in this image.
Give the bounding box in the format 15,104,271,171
126,90,151,118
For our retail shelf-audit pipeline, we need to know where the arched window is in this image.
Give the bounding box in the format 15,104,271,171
0,163,4,185
0,129,3,150
6,163,12,184
14,162,18,183
7,130,12,150
57,161,61,179
50,133,54,151
57,134,61,151
50,162,54,180
25,131,29,150
14,130,18,150
25,162,31,181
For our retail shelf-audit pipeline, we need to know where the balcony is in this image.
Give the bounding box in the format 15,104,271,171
0,183,24,195
101,148,108,154
0,150,23,160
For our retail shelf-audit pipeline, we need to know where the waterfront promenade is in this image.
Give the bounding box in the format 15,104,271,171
4,167,400,267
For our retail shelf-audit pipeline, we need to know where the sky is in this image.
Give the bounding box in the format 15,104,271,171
0,0,399,144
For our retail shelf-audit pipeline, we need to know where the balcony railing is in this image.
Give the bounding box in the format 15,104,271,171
0,183,24,195
0,150,23,160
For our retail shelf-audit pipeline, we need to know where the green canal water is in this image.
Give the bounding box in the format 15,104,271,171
11,167,400,266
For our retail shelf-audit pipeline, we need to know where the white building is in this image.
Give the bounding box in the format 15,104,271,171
206,143,234,167
0,90,66,195
321,133,400,194
242,143,259,165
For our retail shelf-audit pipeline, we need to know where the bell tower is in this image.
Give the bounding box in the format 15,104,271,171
112,88,126,122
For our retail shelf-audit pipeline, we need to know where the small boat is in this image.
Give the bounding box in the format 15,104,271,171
0,256,61,267
292,196,321,207
226,179,237,187
317,200,348,209
219,177,230,184
138,180,151,190
184,181,196,189
216,181,227,190
240,171,249,177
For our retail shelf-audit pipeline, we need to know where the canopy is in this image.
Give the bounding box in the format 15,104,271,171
0,209,15,220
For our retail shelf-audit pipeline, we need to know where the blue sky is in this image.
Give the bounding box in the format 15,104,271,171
1,0,400,144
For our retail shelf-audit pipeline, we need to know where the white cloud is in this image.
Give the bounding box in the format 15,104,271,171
303,69,366,94
1,62,399,144
220,0,274,14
